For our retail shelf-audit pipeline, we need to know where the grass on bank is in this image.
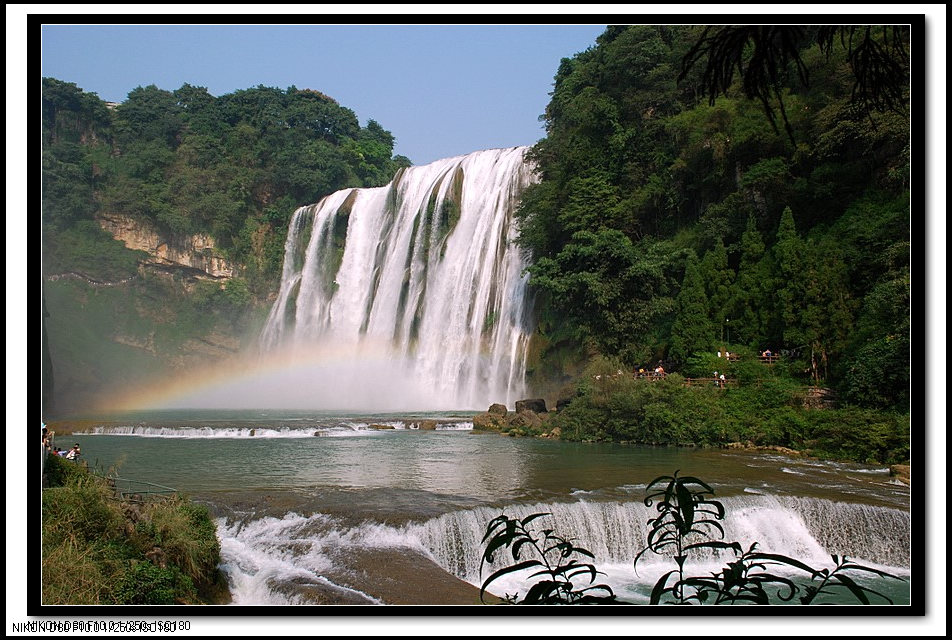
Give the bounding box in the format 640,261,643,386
42,454,229,605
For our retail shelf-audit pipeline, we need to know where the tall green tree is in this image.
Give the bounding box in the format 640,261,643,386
700,238,734,332
728,216,772,348
799,241,856,383
772,207,806,349
669,253,715,362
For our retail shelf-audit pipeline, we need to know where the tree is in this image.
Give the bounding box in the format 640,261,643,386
42,77,112,145
700,238,734,331
799,242,856,383
669,253,715,362
728,215,774,347
113,85,185,148
772,207,806,349
679,26,910,141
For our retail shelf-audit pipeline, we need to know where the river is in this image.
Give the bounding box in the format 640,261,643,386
71,410,912,607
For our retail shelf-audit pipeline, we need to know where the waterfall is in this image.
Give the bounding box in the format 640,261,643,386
409,496,912,584
218,495,911,604
260,147,536,411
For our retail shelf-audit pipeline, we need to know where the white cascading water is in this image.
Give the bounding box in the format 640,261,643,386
260,147,536,410
218,496,911,604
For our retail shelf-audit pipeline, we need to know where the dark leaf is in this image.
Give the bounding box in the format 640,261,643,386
480,560,545,602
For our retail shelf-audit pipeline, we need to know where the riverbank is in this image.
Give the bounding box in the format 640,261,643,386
41,453,230,605
475,367,910,467
473,402,912,485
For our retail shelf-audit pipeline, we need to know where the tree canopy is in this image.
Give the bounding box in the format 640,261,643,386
517,25,910,411
42,78,409,295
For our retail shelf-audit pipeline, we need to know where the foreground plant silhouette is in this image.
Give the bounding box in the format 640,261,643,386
479,513,616,604
481,471,904,605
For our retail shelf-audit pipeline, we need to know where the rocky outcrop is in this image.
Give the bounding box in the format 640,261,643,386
98,212,236,280
515,398,547,414
404,419,438,430
889,464,910,485
509,411,543,430
801,386,837,409
472,400,553,437
726,442,802,457
472,412,507,432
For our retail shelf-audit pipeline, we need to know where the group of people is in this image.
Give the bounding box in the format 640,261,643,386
42,423,81,461
635,363,666,378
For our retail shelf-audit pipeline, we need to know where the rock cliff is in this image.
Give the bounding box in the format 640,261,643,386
98,212,236,280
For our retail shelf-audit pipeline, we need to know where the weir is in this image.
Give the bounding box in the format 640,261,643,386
411,496,912,583
260,147,537,410
217,495,910,605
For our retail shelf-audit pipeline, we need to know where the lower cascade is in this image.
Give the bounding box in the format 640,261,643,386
217,496,910,605
260,147,537,410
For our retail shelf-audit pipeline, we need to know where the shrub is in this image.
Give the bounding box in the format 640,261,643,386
42,458,225,604
113,561,191,605
146,497,221,582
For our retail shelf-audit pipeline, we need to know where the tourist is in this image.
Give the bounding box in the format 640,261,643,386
65,444,81,461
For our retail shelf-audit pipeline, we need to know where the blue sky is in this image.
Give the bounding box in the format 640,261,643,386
41,23,607,165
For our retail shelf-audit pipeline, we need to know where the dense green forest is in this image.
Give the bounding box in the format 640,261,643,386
41,25,910,433
42,78,410,293
41,79,409,411
518,25,910,416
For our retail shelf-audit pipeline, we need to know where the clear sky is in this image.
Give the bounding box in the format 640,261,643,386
40,22,607,165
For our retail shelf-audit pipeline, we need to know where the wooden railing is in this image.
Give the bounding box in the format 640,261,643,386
101,475,178,503
682,377,738,388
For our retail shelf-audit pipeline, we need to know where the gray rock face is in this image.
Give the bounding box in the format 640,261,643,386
515,398,547,414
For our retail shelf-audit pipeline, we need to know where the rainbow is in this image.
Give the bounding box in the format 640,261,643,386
103,340,459,413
